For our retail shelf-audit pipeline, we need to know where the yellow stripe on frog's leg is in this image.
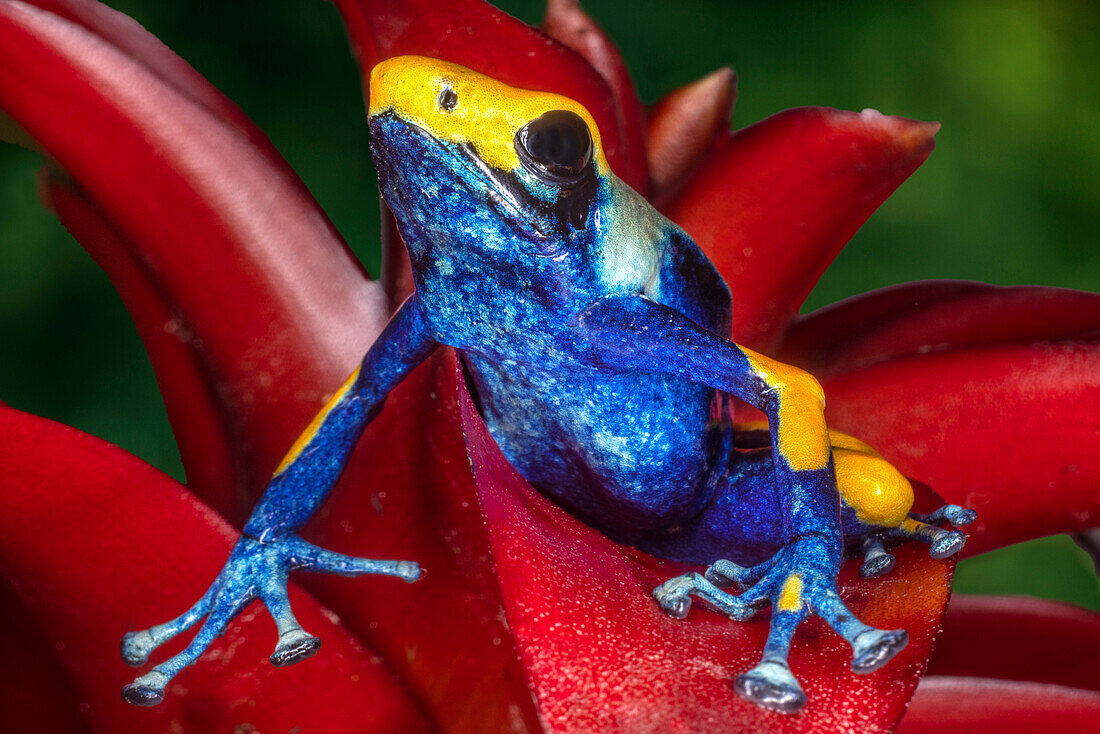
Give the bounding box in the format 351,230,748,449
273,367,361,477
368,56,609,176
741,351,830,472
777,574,804,612
735,421,911,528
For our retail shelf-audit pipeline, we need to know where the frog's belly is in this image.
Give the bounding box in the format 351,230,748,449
464,355,719,539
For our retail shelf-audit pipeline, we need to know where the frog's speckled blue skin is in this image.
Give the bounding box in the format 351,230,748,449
121,60,974,714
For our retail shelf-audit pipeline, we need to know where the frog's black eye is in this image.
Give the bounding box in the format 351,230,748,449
515,110,594,184
439,87,458,112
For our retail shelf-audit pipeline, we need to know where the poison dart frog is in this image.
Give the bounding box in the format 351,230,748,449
121,56,976,714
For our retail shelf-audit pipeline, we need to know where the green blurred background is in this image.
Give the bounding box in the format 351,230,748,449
0,0,1096,607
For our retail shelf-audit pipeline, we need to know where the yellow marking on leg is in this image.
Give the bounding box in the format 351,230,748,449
368,56,608,175
835,448,914,527
735,422,880,458
273,367,361,476
742,350,829,471
778,574,804,612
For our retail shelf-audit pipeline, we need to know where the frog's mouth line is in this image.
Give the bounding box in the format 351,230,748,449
369,112,552,242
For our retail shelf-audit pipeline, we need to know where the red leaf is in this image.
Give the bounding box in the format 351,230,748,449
779,281,1100,378
646,66,737,205
542,0,648,192
455,358,953,731
0,406,431,733
896,677,1100,734
331,0,648,191
18,0,253,131
0,0,389,519
926,595,1100,691
823,342,1100,555
0,580,88,734
664,107,938,350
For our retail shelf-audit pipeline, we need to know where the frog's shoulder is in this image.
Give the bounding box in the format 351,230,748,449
591,176,731,333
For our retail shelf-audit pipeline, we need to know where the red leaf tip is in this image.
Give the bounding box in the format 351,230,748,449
856,108,940,153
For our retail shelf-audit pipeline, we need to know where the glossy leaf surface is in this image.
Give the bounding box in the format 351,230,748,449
781,281,1100,378
0,406,430,734
896,677,1100,734
665,107,938,350
926,595,1100,691
824,342,1100,555
646,66,737,204
0,0,388,520
456,357,953,732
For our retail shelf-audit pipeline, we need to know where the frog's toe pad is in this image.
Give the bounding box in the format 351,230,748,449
652,576,694,619
851,628,909,674
121,670,168,707
120,630,154,667
859,550,896,579
270,629,322,667
944,505,977,527
735,660,806,715
929,530,966,559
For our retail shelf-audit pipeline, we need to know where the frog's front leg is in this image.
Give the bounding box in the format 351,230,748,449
121,298,436,705
576,294,907,714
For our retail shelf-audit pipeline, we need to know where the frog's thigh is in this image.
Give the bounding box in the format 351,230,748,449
832,433,913,529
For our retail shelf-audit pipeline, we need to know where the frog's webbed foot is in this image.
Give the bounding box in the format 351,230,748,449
654,534,908,715
121,535,420,706
855,503,978,579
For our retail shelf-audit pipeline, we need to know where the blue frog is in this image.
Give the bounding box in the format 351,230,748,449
121,56,975,714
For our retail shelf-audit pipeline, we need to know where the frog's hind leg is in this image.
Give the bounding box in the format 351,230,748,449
832,427,977,575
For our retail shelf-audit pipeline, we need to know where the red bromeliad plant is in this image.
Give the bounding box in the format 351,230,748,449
0,0,1097,732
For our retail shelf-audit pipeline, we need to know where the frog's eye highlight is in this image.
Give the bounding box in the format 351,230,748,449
514,110,594,184
439,87,458,112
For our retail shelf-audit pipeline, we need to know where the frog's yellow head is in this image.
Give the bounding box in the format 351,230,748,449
368,56,608,179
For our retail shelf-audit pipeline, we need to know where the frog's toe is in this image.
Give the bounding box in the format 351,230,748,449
734,660,806,715
270,629,322,667
653,575,694,619
850,628,909,674
929,529,966,559
858,535,896,579
120,629,155,667
121,670,168,707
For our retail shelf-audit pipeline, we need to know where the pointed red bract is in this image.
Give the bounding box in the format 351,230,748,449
823,342,1100,555
665,107,938,350
646,67,737,205
455,359,953,731
542,0,648,193
896,677,1100,734
926,595,1100,691
0,406,431,733
780,281,1100,378
331,0,648,191
0,0,389,520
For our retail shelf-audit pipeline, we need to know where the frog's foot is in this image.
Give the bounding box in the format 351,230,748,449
653,571,767,621
121,535,420,706
888,505,977,560
657,535,908,715
857,535,896,579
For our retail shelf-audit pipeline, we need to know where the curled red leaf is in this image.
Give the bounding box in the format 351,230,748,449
824,342,1100,555
665,107,938,350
